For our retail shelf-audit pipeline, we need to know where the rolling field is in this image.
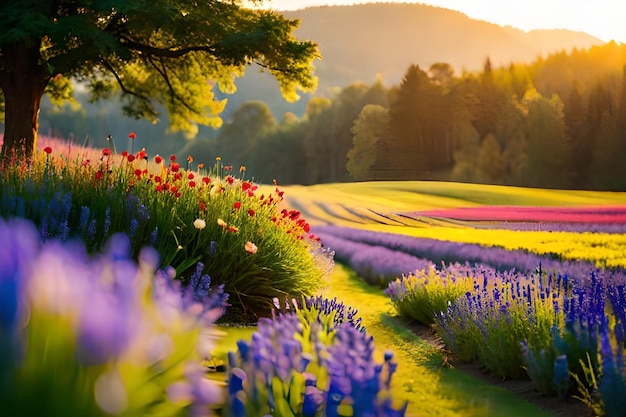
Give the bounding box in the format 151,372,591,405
275,180,626,416
281,181,626,269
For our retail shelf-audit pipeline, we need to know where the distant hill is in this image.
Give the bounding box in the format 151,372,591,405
221,2,604,119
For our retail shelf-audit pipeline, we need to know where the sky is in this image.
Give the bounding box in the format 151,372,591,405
248,0,626,43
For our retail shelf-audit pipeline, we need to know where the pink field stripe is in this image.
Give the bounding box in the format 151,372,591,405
412,206,626,223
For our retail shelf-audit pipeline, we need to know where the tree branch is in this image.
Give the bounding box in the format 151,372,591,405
120,36,218,59
144,55,199,114
99,58,150,103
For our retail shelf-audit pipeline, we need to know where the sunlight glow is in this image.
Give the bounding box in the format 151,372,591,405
250,0,625,43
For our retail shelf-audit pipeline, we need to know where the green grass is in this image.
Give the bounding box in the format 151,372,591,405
322,263,558,417
218,263,560,417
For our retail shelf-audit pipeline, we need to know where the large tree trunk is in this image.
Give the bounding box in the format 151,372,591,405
0,42,50,159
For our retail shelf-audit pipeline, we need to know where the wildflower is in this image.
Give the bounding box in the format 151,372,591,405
247,209,255,217
241,182,251,191
188,181,196,188
215,156,221,161
95,171,104,180
121,151,128,157
43,146,52,154
102,148,111,157
233,201,241,210
198,163,204,170
134,169,142,177
154,176,162,183
187,172,195,180
155,155,163,164
228,226,239,233
202,177,210,185
171,163,180,172
226,175,234,185
224,165,232,171
127,155,135,163
217,219,227,228
210,185,222,196
199,201,206,211
187,155,193,163
245,241,258,254
170,154,176,162
128,132,136,140
193,219,206,230
240,166,246,172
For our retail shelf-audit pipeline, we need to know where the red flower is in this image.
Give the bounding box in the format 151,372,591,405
128,132,136,139
233,201,241,210
102,148,111,156
175,192,181,198
189,181,196,188
43,146,52,155
171,185,178,194
247,191,254,197
95,171,103,180
170,154,176,162
156,185,163,192
121,150,128,157
241,182,251,191
226,175,234,185
202,177,210,185
224,165,232,171
127,154,135,162
137,148,147,160
247,209,255,217
187,172,195,179
154,155,163,164
171,163,180,172
154,176,162,183
134,169,142,177
199,201,206,211
174,172,182,181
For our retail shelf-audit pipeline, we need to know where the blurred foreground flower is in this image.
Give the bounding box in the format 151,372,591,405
0,217,226,417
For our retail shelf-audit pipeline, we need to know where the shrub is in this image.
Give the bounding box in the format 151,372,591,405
0,145,333,320
386,263,477,325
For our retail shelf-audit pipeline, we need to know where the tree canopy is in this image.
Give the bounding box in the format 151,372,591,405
0,0,319,157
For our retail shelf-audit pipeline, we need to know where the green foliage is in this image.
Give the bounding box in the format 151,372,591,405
387,266,474,326
0,146,333,321
346,104,389,181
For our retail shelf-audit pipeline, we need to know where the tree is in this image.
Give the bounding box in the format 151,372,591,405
0,1,319,157
523,90,571,188
347,104,389,181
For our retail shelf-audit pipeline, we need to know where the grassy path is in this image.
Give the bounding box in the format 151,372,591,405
320,263,559,417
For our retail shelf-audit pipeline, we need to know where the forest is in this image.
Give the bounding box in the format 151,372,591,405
39,41,626,191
